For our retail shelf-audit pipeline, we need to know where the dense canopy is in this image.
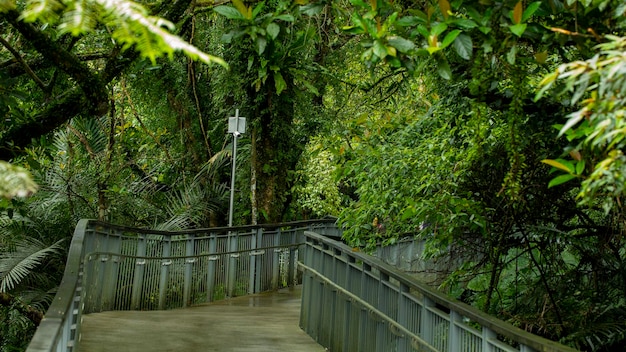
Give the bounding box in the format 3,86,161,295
1,0,626,350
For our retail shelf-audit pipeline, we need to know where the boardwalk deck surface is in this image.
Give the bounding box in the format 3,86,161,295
78,286,325,352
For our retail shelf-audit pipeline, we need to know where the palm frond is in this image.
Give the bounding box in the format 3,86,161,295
0,238,63,292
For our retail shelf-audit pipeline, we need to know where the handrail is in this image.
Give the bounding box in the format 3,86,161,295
26,218,339,352
27,219,89,352
299,231,578,352
86,217,339,236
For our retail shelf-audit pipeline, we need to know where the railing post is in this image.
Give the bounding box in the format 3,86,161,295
397,282,410,351
288,229,297,286
130,234,147,309
248,228,258,294
158,237,171,309
101,229,122,311
226,230,238,297
272,228,281,289
482,326,497,352
449,310,462,351
206,233,218,302
183,234,195,307
421,296,435,346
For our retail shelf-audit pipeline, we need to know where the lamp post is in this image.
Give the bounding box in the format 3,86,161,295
227,109,246,227
226,109,245,297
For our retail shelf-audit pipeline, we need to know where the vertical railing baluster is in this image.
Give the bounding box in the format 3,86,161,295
272,228,281,289
421,296,435,346
449,310,462,351
183,234,195,307
248,228,258,294
158,237,171,310
288,229,297,286
226,230,238,297
482,326,496,352
205,232,217,302
397,282,409,352
130,234,146,309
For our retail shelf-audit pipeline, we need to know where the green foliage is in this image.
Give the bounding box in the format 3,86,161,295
2,0,227,66
0,162,37,200
291,142,342,218
538,35,626,213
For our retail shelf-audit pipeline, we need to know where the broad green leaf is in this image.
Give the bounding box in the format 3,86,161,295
274,71,286,95
575,160,586,175
275,14,295,22
452,19,478,29
452,33,472,60
373,40,388,58
395,16,425,26
256,36,267,54
431,22,448,36
214,5,246,20
522,2,542,22
441,29,461,48
388,36,415,53
541,159,575,173
509,23,527,37
548,173,577,188
266,22,280,39
436,56,452,80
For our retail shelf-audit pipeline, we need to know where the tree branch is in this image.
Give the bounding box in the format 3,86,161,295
0,35,48,93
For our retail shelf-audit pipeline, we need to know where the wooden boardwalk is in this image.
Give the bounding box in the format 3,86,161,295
78,286,325,352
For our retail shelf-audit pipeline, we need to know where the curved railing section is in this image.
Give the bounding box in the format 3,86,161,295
299,231,578,352
26,218,339,352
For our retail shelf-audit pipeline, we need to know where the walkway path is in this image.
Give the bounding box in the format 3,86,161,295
78,286,325,352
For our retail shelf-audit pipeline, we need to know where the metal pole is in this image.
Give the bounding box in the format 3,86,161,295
228,130,239,227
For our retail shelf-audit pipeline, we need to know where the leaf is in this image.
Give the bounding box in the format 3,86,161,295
373,40,388,59
431,22,448,36
266,22,280,39
275,14,295,22
274,71,287,95
441,29,461,48
387,36,416,53
256,37,267,54
522,2,542,22
548,173,577,188
395,16,426,26
213,5,246,20
534,51,548,64
541,159,575,173
452,19,478,29
558,110,586,137
509,23,527,37
512,1,523,24
452,33,472,60
575,160,586,174
436,56,452,80
438,0,451,19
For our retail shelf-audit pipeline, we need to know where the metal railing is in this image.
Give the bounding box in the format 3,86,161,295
299,231,578,352
26,218,339,352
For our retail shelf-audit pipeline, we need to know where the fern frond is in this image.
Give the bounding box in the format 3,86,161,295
96,0,227,67
0,161,38,199
0,238,63,292
19,0,64,24
58,0,96,36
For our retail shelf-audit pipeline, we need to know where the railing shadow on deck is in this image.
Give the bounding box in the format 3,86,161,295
299,231,579,352
26,218,340,352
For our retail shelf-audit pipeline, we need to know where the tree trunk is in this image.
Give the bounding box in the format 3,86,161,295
249,77,301,224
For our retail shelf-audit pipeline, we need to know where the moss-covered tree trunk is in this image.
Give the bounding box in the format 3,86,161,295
249,76,300,224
